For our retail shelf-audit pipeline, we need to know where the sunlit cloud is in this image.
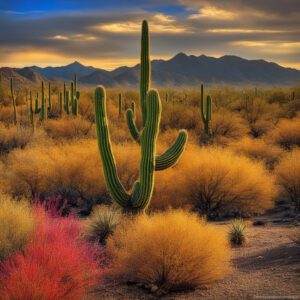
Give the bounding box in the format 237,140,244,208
189,6,237,20
207,29,286,34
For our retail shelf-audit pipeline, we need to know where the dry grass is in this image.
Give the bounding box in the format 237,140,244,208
275,149,300,211
0,194,35,260
0,123,32,154
107,210,231,292
153,146,277,217
43,117,94,140
228,137,283,169
270,117,300,149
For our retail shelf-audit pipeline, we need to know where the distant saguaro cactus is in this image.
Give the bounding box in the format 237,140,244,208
29,90,35,131
10,78,18,125
71,74,80,116
118,93,122,117
200,84,212,136
48,82,52,112
126,20,187,171
40,81,47,120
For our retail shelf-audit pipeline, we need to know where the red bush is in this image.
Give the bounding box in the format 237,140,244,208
0,210,106,300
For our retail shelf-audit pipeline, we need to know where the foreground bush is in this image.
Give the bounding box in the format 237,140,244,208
275,149,300,211
153,146,277,217
0,195,35,260
0,123,32,154
0,210,105,300
108,210,231,292
270,117,300,149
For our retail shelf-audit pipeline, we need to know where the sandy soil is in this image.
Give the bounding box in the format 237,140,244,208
89,216,300,300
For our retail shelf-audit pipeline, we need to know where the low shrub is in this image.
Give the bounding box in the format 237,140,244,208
107,210,231,292
153,146,277,217
0,194,35,260
228,219,248,246
43,117,94,140
84,205,122,245
275,149,300,211
0,123,32,154
270,117,300,149
0,210,105,300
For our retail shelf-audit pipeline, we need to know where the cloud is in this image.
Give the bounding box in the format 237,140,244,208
0,1,299,70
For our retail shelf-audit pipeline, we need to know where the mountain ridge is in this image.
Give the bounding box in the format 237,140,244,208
1,53,300,86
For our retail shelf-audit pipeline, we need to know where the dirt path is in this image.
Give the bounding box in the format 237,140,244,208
90,224,300,300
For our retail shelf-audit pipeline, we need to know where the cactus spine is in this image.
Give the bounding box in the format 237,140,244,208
200,84,212,136
95,86,163,212
10,78,18,125
40,81,47,120
126,20,187,171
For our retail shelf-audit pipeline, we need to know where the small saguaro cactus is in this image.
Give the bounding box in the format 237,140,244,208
118,93,122,117
126,20,187,171
63,82,66,109
200,84,212,136
291,91,295,101
35,92,40,114
40,81,47,121
10,78,18,125
71,74,80,116
95,86,182,212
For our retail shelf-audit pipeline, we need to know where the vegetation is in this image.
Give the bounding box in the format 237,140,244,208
228,219,248,246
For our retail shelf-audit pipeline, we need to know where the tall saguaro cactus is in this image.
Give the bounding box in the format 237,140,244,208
10,78,18,125
40,81,47,120
71,74,80,116
126,20,187,171
95,86,171,212
200,84,212,136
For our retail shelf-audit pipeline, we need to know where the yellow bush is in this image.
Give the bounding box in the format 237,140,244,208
43,117,95,140
107,210,231,292
0,194,35,260
275,149,300,210
270,117,300,149
228,137,283,169
0,123,32,154
152,146,277,217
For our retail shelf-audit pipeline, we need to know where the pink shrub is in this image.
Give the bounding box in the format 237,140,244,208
0,210,106,300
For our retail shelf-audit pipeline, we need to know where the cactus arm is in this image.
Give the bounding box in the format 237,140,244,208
131,89,161,209
140,20,150,126
94,86,131,207
131,100,135,113
155,130,188,171
126,109,140,142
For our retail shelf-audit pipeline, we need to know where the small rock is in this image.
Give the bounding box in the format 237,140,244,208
253,220,266,226
150,285,159,293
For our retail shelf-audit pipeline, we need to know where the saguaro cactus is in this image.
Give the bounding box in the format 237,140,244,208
59,92,63,113
35,92,40,114
200,84,212,136
40,81,47,120
126,20,187,171
95,86,178,212
65,91,70,114
48,82,52,112
71,74,80,116
10,78,18,125
118,93,122,117
29,90,35,131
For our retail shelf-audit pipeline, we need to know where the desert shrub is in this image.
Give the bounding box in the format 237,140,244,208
84,205,121,245
0,106,14,124
0,194,35,260
3,140,139,213
275,149,300,211
0,210,105,300
249,119,274,138
152,146,277,217
267,89,289,104
0,123,32,154
107,210,231,292
228,219,248,246
270,117,300,149
284,99,300,118
43,117,94,140
228,137,283,169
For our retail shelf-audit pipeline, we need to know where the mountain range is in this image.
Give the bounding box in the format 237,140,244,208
1,53,300,87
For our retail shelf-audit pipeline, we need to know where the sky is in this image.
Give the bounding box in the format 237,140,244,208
0,0,299,70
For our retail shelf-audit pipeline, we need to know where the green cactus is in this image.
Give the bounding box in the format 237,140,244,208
200,84,212,136
40,81,47,120
71,74,79,116
131,100,135,113
118,93,122,117
10,78,18,125
95,86,176,212
29,90,35,131
291,91,295,101
126,20,187,171
48,82,52,112
35,92,40,114
63,82,66,109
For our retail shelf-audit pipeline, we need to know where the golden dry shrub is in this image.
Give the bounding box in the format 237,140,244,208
0,123,32,154
275,149,300,210
107,210,231,292
0,194,35,260
0,106,15,124
3,140,139,207
270,117,300,149
228,137,283,169
153,146,277,217
249,119,275,138
43,117,95,140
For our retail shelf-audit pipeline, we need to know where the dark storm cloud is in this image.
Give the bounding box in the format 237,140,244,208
0,0,299,69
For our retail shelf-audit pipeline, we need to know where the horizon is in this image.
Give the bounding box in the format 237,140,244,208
0,0,300,70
